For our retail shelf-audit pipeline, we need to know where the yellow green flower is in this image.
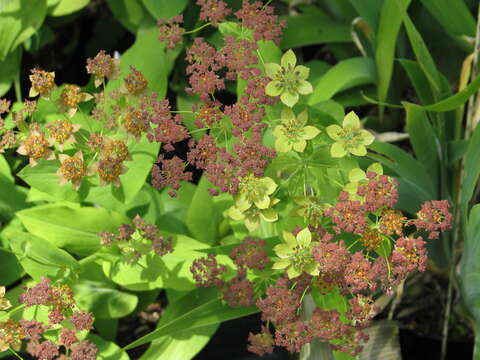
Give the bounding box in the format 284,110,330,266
272,227,319,278
326,111,374,158
273,107,320,153
292,196,329,226
0,287,11,311
227,198,279,232
343,163,383,196
264,49,313,107
235,175,277,212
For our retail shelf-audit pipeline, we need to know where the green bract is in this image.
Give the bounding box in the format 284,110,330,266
235,175,278,211
343,162,383,196
264,49,313,107
227,198,279,232
272,107,320,153
326,111,375,158
272,227,319,278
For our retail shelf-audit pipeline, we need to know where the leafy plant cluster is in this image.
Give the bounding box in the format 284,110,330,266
0,0,480,360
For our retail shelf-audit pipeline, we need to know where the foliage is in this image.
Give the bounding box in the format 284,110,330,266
0,1,479,360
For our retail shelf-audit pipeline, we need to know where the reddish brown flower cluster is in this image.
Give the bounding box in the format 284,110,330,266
158,15,185,50
235,0,287,45
197,0,231,26
99,215,173,262
229,237,269,270
190,253,227,287
412,200,452,239
7,277,98,360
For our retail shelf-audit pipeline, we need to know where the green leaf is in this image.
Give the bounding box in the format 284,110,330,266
0,46,21,97
368,141,434,201
108,26,181,98
4,231,80,280
0,0,47,61
461,204,480,354
18,160,83,202
157,182,196,235
398,59,435,105
461,123,480,215
106,0,147,33
375,0,411,118
349,0,382,32
311,287,348,314
102,235,210,291
49,0,89,16
141,0,188,19
89,334,130,360
116,136,160,204
419,0,475,40
0,173,27,221
0,248,24,286
307,58,376,105
73,280,138,319
139,288,219,360
399,2,442,94
186,176,219,244
420,74,480,112
16,205,129,256
403,102,440,193
280,13,351,49
122,291,258,351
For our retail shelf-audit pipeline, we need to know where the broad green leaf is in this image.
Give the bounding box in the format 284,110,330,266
461,204,480,357
122,292,258,351
108,26,181,98
307,57,376,105
419,0,475,41
5,231,80,280
142,0,188,19
461,123,480,215
16,205,129,256
116,135,160,204
157,182,196,235
311,288,348,315
0,154,11,181
18,160,83,202
0,46,20,97
375,0,411,118
368,141,434,201
186,176,219,244
398,59,435,105
140,288,219,360
73,280,138,319
0,0,47,61
0,248,23,286
49,0,89,16
399,2,442,94
420,74,480,112
0,173,27,221
403,102,440,193
102,235,210,291
89,334,130,360
106,0,147,33
280,13,351,49
349,0,382,32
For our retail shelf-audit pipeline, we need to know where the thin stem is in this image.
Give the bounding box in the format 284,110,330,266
9,349,24,360
184,22,212,35
0,304,25,321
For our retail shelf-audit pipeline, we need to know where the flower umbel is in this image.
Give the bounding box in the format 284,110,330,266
326,111,374,157
264,49,312,107
273,227,319,278
273,107,320,152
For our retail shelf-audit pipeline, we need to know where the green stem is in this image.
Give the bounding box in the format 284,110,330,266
9,348,24,360
0,304,25,321
184,22,212,35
